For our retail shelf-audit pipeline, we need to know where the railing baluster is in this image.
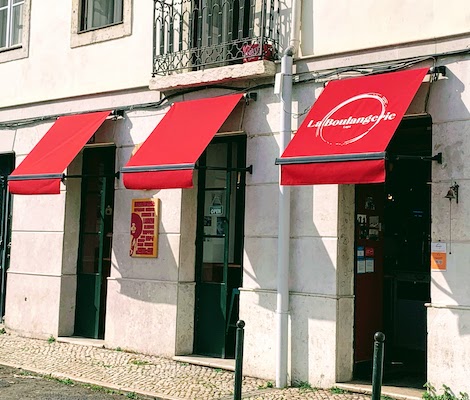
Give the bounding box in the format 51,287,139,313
153,0,279,75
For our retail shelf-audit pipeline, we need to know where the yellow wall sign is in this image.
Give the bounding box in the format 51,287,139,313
431,242,447,271
130,198,160,258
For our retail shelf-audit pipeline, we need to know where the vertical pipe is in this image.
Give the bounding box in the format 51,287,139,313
371,332,386,400
275,0,300,389
276,46,293,389
290,0,301,51
234,320,245,400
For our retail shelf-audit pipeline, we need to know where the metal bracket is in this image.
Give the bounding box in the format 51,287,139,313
428,66,447,77
196,165,253,174
244,92,257,104
391,152,442,164
110,109,125,120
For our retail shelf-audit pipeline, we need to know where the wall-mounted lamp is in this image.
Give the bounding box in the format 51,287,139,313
444,182,459,204
444,182,459,254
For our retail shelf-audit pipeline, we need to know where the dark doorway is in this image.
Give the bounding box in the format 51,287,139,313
194,135,246,358
74,146,116,339
354,116,432,387
0,153,14,318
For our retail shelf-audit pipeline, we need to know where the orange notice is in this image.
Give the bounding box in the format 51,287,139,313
130,198,160,258
431,242,447,271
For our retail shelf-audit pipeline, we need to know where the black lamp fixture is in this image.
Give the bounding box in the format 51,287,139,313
445,182,459,204
444,182,459,254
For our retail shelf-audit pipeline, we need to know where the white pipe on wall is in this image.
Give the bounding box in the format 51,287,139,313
276,0,301,388
276,47,293,389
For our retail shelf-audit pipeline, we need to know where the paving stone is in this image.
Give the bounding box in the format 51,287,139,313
0,333,372,400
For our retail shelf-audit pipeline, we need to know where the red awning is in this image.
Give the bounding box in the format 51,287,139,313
276,68,429,185
8,111,111,194
122,93,243,190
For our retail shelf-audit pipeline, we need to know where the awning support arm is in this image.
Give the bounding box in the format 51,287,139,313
196,165,253,174
63,172,121,180
390,152,442,164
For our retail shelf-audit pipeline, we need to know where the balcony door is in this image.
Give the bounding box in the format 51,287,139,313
192,0,253,67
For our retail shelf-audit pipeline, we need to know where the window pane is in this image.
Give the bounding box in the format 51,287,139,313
13,0,24,5
92,0,122,28
11,3,22,45
81,0,123,31
114,0,123,23
0,9,7,48
0,1,7,8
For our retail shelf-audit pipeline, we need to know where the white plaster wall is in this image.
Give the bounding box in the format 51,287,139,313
241,81,348,386
426,56,470,392
290,294,337,387
239,289,277,379
104,279,178,356
427,306,470,393
5,274,61,338
302,0,470,57
4,120,68,335
103,103,198,356
0,0,153,108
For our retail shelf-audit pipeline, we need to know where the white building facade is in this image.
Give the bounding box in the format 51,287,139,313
0,0,469,393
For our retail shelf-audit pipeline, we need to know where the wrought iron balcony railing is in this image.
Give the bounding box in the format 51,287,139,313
153,0,279,76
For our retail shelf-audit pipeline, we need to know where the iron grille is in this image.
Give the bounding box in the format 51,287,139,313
153,0,279,75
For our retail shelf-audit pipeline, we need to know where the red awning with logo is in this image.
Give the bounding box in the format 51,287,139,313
122,93,243,190
276,68,429,185
8,111,111,195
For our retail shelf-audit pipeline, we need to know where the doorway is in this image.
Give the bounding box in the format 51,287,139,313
74,146,116,339
354,116,432,386
0,153,14,318
194,135,247,358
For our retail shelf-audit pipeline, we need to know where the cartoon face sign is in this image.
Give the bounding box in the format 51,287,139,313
129,212,143,256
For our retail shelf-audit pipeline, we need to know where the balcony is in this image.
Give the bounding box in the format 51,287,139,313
151,0,279,91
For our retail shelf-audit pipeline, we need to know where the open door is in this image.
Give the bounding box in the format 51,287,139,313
354,116,431,386
194,135,246,358
74,146,115,339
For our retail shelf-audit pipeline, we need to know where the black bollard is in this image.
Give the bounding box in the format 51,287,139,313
234,320,245,400
371,332,386,400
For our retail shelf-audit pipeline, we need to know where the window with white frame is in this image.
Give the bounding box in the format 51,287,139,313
0,0,24,50
80,0,123,32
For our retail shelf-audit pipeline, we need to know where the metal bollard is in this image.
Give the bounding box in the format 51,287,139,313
371,332,386,400
234,320,245,400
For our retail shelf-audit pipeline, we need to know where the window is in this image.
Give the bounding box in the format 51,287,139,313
0,0,24,50
79,0,123,32
71,0,132,48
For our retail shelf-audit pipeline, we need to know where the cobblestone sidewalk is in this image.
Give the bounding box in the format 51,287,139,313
0,333,372,400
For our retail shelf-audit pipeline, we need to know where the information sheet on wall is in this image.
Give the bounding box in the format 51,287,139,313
431,242,447,271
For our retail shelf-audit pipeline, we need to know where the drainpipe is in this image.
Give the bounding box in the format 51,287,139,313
276,0,301,389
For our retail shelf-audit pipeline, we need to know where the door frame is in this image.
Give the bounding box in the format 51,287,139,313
74,145,116,339
0,152,14,318
352,115,432,381
193,134,247,358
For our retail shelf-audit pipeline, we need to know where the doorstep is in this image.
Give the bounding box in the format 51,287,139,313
172,355,235,371
57,336,106,348
336,382,424,400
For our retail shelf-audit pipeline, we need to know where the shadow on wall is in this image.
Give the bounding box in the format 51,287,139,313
241,83,344,383
429,64,470,340
107,110,183,305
